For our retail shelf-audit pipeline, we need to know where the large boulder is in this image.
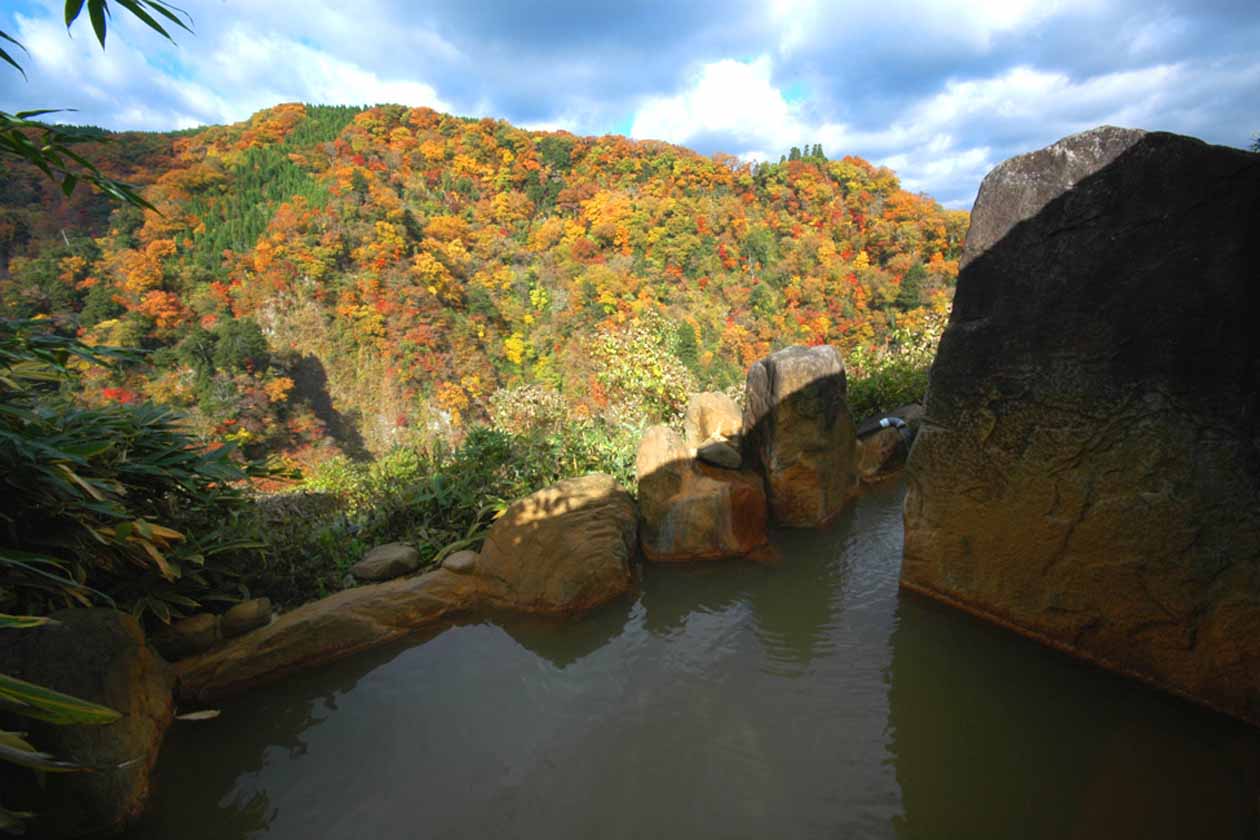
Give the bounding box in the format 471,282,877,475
637,425,768,562
0,609,176,838
476,473,638,612
903,127,1260,726
742,345,859,526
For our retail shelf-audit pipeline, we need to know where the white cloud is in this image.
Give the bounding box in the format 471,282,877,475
2,2,453,130
630,56,803,157
2,0,1256,208
627,52,1260,208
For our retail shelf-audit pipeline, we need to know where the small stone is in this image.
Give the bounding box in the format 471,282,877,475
221,598,272,638
695,437,741,469
442,549,478,574
351,542,421,581
151,613,219,661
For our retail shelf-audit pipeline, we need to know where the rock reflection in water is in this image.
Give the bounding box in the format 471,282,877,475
887,593,1260,839
127,478,1258,840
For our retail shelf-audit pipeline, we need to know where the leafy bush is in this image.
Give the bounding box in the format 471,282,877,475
592,315,696,424
247,420,640,606
845,312,945,422
0,320,262,623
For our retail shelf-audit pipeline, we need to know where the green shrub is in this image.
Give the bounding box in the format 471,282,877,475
0,320,262,624
248,419,640,607
844,312,945,421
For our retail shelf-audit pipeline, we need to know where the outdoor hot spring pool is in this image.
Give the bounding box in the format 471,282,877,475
127,478,1260,839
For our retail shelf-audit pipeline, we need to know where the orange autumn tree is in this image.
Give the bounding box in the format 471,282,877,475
1,101,967,466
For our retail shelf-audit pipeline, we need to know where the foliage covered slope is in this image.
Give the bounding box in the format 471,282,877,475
0,102,967,470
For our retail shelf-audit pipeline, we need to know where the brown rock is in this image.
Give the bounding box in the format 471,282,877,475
179,474,637,702
637,426,768,562
743,345,858,526
0,609,176,839
476,473,638,612
221,598,271,638
856,426,908,481
178,570,482,702
150,612,219,661
636,423,691,516
352,542,421,581
903,126,1260,726
683,392,743,449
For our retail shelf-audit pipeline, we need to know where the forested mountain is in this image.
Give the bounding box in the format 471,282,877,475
0,102,967,471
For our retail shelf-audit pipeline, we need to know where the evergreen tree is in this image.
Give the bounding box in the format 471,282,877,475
896,262,927,311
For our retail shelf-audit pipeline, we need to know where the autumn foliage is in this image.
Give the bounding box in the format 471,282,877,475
0,103,967,470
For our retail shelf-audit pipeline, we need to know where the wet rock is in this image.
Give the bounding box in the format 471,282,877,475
695,436,742,469
179,475,638,702
221,598,271,639
683,391,743,449
742,345,858,526
442,549,478,574
150,612,219,661
637,426,768,562
856,426,908,482
352,542,421,582
0,608,175,838
903,126,1260,726
476,473,638,612
178,570,482,703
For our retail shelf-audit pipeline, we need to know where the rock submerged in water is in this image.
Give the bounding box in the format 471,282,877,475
637,425,768,562
352,542,422,581
178,473,637,702
902,126,1260,725
742,345,859,527
0,609,175,839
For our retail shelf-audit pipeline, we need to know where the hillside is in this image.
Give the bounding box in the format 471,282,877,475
0,103,967,470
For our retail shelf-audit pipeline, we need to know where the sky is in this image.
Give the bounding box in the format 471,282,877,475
2,0,1258,208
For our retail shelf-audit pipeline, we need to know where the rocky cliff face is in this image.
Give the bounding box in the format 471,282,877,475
902,127,1260,725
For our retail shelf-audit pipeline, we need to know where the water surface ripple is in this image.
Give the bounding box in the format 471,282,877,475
130,479,1260,839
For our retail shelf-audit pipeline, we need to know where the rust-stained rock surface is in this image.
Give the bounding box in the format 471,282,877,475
637,425,768,562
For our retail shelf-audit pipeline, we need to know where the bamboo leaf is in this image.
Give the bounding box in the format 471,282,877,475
87,0,107,48
64,0,87,27
0,614,57,630
175,709,219,721
0,674,121,726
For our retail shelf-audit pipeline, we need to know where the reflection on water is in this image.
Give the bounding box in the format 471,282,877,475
129,480,1259,840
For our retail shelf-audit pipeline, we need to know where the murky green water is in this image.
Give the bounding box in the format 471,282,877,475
129,479,1259,839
